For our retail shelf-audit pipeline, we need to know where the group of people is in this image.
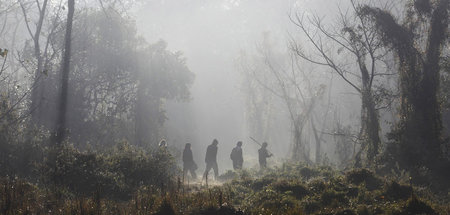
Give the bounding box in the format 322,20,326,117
182,139,273,180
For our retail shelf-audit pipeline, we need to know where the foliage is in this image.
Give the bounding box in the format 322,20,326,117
360,0,450,184
39,141,178,200
20,8,195,148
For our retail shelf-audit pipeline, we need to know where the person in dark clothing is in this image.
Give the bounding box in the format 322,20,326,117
203,139,219,180
183,143,197,180
258,142,272,169
230,141,243,170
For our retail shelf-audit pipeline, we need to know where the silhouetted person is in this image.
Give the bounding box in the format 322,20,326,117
183,143,197,180
203,139,219,180
230,141,243,170
258,142,272,169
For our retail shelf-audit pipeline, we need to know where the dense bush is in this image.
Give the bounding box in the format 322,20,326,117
40,141,178,200
1,123,178,201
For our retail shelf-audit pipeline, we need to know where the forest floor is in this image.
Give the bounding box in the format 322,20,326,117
1,162,449,214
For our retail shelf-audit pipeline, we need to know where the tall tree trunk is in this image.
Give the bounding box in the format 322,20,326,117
135,80,146,146
419,0,448,162
310,116,321,163
361,89,380,161
358,54,380,163
54,0,75,145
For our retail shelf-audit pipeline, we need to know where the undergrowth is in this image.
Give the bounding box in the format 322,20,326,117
1,162,449,214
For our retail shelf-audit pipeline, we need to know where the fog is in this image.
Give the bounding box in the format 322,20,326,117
0,0,401,171
130,0,360,171
2,0,450,212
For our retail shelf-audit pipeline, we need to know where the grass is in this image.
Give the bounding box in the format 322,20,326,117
1,162,449,214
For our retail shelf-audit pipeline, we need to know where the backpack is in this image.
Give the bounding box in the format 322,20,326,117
230,148,237,160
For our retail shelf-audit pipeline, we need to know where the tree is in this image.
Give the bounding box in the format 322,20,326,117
290,0,394,166
360,0,449,175
135,40,194,146
54,0,74,144
19,0,66,129
49,9,195,148
239,33,332,163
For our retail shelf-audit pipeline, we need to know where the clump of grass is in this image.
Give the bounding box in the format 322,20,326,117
302,198,321,214
195,204,242,215
299,166,321,180
218,170,238,181
345,168,382,190
250,176,275,191
402,196,437,215
320,188,348,207
384,181,412,200
154,198,176,215
308,178,327,193
271,179,309,199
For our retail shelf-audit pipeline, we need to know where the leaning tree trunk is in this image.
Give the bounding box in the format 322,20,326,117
54,0,75,145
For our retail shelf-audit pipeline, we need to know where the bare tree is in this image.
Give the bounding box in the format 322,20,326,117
240,33,332,163
290,0,393,166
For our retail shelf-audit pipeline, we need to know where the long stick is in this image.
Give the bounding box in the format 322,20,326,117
249,136,262,146
249,137,274,156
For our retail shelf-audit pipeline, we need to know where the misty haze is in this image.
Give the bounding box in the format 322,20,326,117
0,0,449,214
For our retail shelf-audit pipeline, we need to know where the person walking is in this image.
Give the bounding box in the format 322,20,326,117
183,143,197,180
230,141,243,170
203,139,219,180
258,142,272,170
